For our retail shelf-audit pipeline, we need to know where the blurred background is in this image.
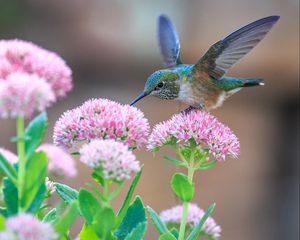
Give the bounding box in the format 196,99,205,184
0,0,299,239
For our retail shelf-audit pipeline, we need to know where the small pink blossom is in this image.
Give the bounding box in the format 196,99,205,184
0,39,72,98
79,139,140,181
0,213,58,240
45,177,55,194
53,98,150,149
160,203,221,239
37,143,77,178
148,110,240,161
0,72,55,118
0,147,18,164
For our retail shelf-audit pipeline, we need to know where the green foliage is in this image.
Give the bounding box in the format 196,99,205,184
24,112,48,160
55,182,78,204
0,208,8,217
92,170,105,186
78,188,101,224
0,214,5,230
2,177,18,216
20,151,47,211
159,232,177,240
198,160,218,170
147,206,169,235
186,203,216,240
124,222,147,240
115,196,147,240
170,228,179,239
116,166,143,226
180,147,192,161
27,183,46,214
93,207,116,240
43,208,57,224
79,224,100,240
54,201,78,237
0,153,17,184
163,156,186,167
171,173,194,202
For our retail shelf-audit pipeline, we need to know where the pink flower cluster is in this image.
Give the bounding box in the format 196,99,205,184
0,39,72,118
79,139,140,181
160,203,221,239
0,147,18,164
38,143,77,178
148,110,240,161
0,73,55,118
0,213,58,240
53,98,150,149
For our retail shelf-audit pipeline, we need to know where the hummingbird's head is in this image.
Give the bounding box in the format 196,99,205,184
130,70,180,106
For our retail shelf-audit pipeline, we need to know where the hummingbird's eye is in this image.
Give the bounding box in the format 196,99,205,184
155,82,164,90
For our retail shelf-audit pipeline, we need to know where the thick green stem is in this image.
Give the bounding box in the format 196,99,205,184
178,148,195,240
179,201,189,240
103,181,111,207
108,181,125,201
16,116,26,212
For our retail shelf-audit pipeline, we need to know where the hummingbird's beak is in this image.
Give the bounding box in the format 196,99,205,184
130,92,148,106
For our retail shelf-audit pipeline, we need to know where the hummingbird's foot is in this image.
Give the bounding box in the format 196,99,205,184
183,106,196,114
182,105,204,114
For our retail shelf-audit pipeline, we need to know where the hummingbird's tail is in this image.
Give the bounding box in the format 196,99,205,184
217,77,264,91
242,78,264,87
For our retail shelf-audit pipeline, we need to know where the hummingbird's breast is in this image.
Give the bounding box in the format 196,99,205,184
177,70,225,110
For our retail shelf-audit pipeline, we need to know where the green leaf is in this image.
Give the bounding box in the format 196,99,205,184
85,183,106,202
116,166,143,226
0,214,5,231
163,156,186,167
159,233,177,240
180,147,192,161
92,207,116,239
170,228,179,239
0,208,8,217
43,208,57,223
171,173,194,202
78,189,101,224
198,160,218,170
27,183,46,214
115,196,147,240
0,152,17,184
55,182,78,204
20,151,47,211
108,181,125,201
79,224,100,240
147,206,168,235
54,201,78,236
3,177,18,216
92,170,105,186
24,112,48,160
124,222,147,240
186,203,216,240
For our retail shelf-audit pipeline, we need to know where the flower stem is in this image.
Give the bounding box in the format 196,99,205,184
16,116,26,212
103,181,111,207
178,149,195,240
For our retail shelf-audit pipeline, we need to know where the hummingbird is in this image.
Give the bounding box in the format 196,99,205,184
130,15,279,111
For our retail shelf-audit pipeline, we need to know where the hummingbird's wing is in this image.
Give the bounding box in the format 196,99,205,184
158,15,182,68
192,16,279,79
